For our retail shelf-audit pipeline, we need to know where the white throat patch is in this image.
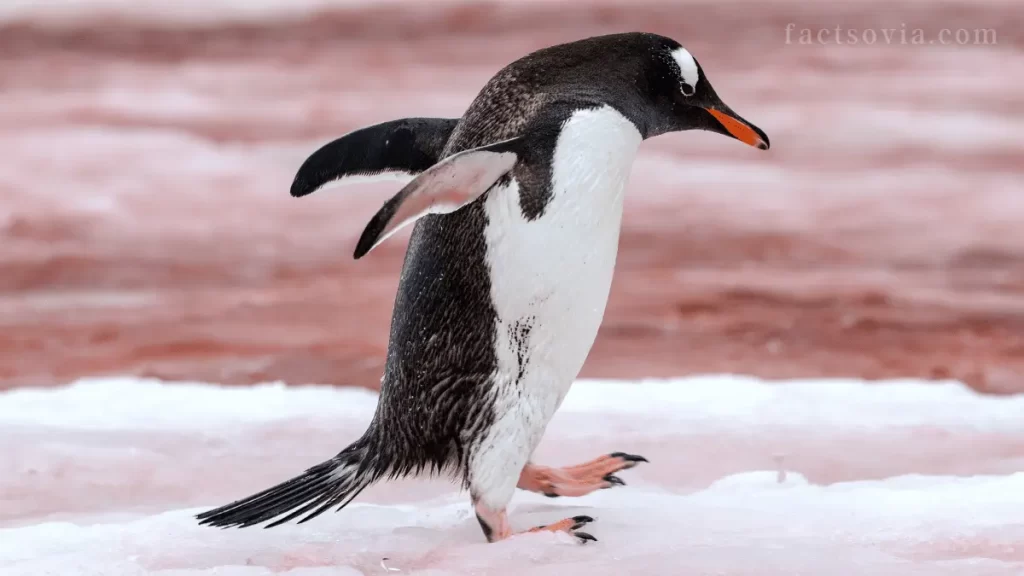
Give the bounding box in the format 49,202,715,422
671,47,700,95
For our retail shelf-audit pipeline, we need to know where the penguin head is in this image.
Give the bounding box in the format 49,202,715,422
641,37,770,150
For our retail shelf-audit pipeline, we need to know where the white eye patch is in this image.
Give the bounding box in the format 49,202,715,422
671,47,700,96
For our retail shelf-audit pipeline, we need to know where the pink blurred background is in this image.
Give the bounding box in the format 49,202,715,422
1,0,1022,393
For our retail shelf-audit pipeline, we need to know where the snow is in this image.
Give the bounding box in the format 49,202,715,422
0,0,405,26
0,0,680,27
3,376,1023,575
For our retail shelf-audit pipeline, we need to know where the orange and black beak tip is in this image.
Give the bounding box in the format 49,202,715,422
705,108,770,151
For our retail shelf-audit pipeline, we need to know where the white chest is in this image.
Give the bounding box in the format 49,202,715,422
482,105,642,417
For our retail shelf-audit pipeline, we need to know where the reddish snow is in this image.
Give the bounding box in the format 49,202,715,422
1,0,1023,392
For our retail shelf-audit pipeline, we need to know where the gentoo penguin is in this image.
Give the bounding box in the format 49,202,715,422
197,32,769,543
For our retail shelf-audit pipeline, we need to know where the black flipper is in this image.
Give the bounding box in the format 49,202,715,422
290,117,460,198
353,136,524,259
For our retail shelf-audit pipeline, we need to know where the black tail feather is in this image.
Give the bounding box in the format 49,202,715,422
197,442,375,529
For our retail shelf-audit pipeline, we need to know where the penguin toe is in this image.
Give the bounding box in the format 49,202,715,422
609,452,648,468
603,474,626,487
529,514,598,539
574,531,597,543
610,452,648,462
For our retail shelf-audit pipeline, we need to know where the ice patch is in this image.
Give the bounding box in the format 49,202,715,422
561,375,1024,431
0,377,379,430
2,376,1023,574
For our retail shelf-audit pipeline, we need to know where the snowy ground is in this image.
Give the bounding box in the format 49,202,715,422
2,376,1023,575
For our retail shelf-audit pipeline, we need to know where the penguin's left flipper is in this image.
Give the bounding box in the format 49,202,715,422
352,135,524,259
290,117,460,198
518,452,648,498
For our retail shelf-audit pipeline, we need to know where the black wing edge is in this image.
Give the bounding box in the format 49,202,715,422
290,117,460,198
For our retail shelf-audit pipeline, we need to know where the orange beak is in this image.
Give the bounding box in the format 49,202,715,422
705,108,770,150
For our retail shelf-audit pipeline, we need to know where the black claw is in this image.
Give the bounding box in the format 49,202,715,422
571,515,594,524
476,512,494,542
610,452,648,463
543,492,561,498
574,531,597,543
603,474,625,486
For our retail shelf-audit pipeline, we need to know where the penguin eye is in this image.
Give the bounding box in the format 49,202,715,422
670,47,700,98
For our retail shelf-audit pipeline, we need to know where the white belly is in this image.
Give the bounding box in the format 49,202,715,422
469,106,642,507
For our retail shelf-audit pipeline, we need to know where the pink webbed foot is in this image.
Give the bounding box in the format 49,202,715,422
474,501,596,544
517,452,648,498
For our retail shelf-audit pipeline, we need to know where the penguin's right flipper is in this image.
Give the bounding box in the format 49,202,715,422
290,117,460,198
353,135,524,259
